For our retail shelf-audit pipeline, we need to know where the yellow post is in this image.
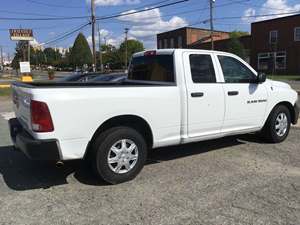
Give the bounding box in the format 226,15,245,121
21,75,33,82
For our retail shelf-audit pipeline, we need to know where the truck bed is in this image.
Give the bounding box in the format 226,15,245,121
12,80,175,88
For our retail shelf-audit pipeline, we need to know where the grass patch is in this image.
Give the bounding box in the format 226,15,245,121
267,75,300,81
0,87,12,97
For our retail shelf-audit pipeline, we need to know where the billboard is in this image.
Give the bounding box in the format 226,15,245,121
9,29,33,41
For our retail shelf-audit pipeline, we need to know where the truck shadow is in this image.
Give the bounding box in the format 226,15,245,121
0,134,262,191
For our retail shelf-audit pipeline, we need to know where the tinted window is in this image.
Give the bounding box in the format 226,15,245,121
218,56,256,83
92,74,126,82
128,55,174,82
190,54,216,83
60,74,82,81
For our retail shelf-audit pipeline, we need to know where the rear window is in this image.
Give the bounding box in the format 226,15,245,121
189,54,216,83
128,55,174,82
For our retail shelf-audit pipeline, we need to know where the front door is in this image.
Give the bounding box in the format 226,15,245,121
216,54,268,133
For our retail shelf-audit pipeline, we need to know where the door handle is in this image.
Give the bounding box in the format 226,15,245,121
191,92,204,97
228,91,239,96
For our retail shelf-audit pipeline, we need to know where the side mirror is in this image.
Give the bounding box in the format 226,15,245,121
257,72,266,83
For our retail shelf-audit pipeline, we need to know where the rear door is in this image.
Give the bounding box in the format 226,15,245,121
183,51,225,138
216,53,268,132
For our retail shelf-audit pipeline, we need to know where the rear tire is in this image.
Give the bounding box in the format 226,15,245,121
91,127,147,184
260,105,291,143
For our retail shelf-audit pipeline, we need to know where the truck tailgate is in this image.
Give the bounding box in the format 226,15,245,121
12,84,32,132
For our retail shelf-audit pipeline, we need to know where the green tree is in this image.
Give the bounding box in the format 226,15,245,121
229,31,249,38
30,48,46,66
58,47,72,69
70,33,92,68
43,47,62,66
227,32,246,59
119,39,144,67
12,41,27,70
97,44,122,70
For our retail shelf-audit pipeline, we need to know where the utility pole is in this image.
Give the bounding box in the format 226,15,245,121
98,23,103,72
27,41,30,62
124,28,129,72
209,0,215,50
91,0,97,72
0,46,3,69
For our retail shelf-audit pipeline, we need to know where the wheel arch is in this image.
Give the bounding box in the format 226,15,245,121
86,115,154,158
266,101,296,124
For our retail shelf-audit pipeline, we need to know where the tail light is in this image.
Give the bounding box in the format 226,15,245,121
30,100,54,132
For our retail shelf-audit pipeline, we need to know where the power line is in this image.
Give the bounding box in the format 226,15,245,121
0,0,244,22
25,0,84,9
214,11,300,21
237,1,295,13
0,9,64,17
96,0,189,21
40,23,90,46
116,0,174,12
99,0,249,23
0,25,59,31
124,9,299,40
0,15,89,21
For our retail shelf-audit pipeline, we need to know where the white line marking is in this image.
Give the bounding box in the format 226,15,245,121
0,112,15,121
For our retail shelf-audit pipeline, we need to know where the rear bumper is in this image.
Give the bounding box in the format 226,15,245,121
293,102,299,124
9,118,61,161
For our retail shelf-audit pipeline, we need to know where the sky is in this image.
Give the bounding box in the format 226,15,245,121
1,0,300,60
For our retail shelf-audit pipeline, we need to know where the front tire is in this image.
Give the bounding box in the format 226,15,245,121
261,105,291,143
92,127,147,184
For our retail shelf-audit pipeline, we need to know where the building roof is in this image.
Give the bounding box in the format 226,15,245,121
157,26,229,36
252,13,300,24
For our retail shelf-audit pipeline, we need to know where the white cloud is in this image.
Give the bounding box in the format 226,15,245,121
242,8,256,23
87,29,110,44
29,38,44,49
117,8,188,48
93,0,140,6
243,0,300,22
87,7,187,48
118,8,161,23
87,28,135,47
99,29,109,37
29,38,39,46
130,16,187,38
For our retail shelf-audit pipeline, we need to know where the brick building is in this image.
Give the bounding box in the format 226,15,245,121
189,35,251,62
157,27,229,49
251,14,300,75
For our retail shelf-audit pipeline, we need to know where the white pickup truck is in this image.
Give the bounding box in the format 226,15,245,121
9,49,299,184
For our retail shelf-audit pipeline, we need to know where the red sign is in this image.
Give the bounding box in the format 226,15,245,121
9,29,33,41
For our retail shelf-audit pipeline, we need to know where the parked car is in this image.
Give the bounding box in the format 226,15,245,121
90,73,127,82
58,73,100,82
9,49,299,184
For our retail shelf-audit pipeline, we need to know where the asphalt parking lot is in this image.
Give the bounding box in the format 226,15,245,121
0,97,300,225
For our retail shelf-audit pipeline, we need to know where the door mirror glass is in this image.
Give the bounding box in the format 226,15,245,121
257,72,266,83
